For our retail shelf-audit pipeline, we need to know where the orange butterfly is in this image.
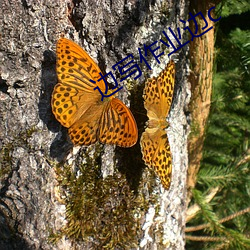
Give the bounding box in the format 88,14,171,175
140,61,175,189
51,38,138,147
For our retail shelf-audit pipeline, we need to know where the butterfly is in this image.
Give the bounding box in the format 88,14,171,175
140,60,175,189
51,38,138,147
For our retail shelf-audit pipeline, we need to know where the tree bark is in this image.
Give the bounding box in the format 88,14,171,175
0,0,189,249
187,0,220,204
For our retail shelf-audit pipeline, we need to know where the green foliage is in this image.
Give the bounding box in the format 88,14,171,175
197,165,239,188
192,189,224,233
218,0,250,16
187,2,250,250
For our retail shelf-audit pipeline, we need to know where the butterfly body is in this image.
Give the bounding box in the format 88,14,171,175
147,117,169,130
52,38,138,147
140,61,175,190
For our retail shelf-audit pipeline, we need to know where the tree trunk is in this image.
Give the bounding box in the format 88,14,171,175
0,1,189,249
187,0,220,204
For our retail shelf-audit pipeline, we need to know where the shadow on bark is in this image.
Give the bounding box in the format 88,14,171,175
39,50,73,161
116,82,147,191
0,209,32,250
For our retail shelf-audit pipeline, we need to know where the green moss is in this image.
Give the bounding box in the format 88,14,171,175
189,120,201,138
125,79,138,92
0,144,13,178
25,126,38,138
51,152,156,248
160,1,171,16
0,126,38,178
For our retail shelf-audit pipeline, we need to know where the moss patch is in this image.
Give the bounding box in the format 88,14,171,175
0,126,38,180
51,153,154,249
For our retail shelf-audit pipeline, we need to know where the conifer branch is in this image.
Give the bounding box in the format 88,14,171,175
185,235,227,242
236,149,250,168
186,187,219,222
185,206,250,232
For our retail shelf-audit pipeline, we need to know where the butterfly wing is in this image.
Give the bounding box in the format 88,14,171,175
140,128,172,190
68,101,106,145
56,38,105,92
140,60,175,189
52,38,138,147
98,98,138,147
52,38,105,128
143,60,175,120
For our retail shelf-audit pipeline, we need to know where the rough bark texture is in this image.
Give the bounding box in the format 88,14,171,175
187,0,219,204
0,1,189,249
